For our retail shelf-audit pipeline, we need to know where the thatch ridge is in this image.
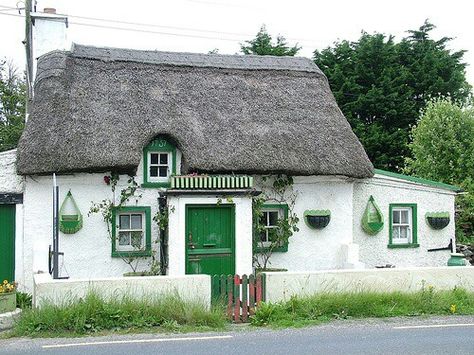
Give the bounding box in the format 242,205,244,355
17,45,374,178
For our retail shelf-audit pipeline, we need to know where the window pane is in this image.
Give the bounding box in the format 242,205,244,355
118,231,130,246
159,166,168,177
392,227,400,239
131,231,143,248
268,211,279,226
401,210,409,224
131,214,142,229
150,166,158,177
119,215,130,229
150,153,159,165
400,226,408,239
259,212,267,227
160,153,168,164
392,210,400,224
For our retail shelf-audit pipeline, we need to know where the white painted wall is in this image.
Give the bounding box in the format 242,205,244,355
353,174,456,268
167,195,253,276
261,176,355,271
33,273,211,309
264,267,474,302
0,149,24,193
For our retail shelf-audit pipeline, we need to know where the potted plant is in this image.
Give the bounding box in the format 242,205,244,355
0,280,17,313
304,210,331,229
426,212,450,230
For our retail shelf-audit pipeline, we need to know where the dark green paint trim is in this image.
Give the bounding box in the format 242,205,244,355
111,206,152,258
142,137,177,188
388,203,419,249
387,243,420,249
374,169,463,193
257,203,289,253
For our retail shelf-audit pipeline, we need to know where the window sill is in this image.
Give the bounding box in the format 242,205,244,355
112,250,152,258
256,245,288,253
387,243,420,249
141,182,170,188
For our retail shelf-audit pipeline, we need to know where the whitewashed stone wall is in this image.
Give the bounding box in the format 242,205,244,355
264,267,473,303
353,174,456,268
0,149,24,193
33,273,211,308
263,176,355,271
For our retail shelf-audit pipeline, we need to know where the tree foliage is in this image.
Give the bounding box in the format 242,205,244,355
241,25,301,56
405,98,474,241
314,21,472,171
0,59,26,152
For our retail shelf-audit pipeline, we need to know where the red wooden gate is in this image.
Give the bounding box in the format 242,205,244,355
212,274,264,323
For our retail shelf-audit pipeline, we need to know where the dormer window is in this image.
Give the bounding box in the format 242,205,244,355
142,137,176,187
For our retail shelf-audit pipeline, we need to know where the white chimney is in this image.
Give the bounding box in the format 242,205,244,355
30,6,69,81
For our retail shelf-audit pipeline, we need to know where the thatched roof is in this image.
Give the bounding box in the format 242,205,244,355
17,44,374,178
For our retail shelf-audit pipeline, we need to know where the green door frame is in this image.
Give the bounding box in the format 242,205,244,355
0,204,16,282
185,204,236,275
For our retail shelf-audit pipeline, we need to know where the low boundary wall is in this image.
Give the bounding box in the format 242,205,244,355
263,266,474,303
33,273,211,308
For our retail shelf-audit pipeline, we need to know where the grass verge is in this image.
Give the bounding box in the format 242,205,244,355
8,292,226,338
252,287,474,328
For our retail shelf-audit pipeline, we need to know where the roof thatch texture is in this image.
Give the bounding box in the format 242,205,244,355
17,44,373,178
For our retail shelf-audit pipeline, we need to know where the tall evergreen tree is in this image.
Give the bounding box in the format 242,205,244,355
241,25,301,56
0,59,26,152
314,21,471,171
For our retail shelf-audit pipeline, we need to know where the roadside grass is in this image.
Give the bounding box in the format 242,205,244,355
8,292,226,338
251,287,474,328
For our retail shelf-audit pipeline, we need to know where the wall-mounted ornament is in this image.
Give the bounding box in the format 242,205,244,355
304,210,331,229
426,212,450,230
59,190,83,234
361,195,384,235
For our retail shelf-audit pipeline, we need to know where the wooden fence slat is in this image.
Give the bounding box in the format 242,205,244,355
220,274,226,300
227,275,233,320
241,274,248,323
256,273,262,306
233,275,241,323
248,274,256,316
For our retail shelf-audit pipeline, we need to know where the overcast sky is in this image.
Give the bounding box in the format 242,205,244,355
1,0,473,85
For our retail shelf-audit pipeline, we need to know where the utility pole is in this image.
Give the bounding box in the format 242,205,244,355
24,0,33,120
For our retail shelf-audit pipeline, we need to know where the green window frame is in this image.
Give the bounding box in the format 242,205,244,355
142,137,177,188
111,206,152,257
388,203,419,249
256,204,289,253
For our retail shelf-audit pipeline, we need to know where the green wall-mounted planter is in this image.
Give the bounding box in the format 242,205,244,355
304,210,330,229
426,212,450,230
361,195,384,235
59,191,83,234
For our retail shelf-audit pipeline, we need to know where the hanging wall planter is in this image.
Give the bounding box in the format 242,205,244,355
426,212,450,230
304,210,331,229
361,195,384,235
59,190,83,234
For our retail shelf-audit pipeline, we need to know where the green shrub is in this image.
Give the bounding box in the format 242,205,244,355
11,292,225,337
16,292,32,309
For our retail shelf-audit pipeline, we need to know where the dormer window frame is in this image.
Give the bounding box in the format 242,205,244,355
142,137,177,188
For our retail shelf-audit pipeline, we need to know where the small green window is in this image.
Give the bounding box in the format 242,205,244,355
142,137,177,188
112,206,152,257
256,204,289,252
388,203,419,248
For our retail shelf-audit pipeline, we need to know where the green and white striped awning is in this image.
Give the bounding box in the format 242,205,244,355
170,175,254,190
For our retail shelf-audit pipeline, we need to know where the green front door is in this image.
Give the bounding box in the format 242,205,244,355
0,205,15,282
185,204,235,276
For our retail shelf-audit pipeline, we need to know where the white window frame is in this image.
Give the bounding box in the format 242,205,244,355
259,208,284,248
391,207,413,245
116,212,146,252
147,151,172,183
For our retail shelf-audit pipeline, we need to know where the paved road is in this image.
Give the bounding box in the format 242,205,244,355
1,316,474,355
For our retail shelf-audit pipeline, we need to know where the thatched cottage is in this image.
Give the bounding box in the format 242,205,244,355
0,14,463,290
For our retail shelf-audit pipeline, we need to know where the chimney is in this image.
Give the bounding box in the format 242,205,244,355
29,6,69,83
